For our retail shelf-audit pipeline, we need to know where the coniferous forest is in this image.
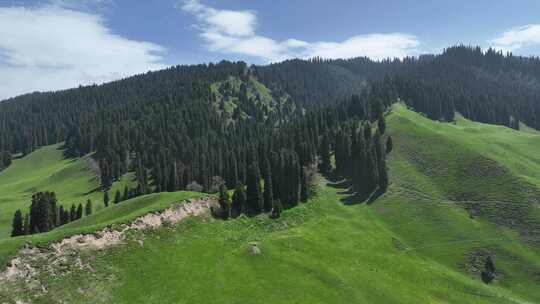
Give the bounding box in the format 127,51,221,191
2,46,540,234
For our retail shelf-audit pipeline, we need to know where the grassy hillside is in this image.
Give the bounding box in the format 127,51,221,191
0,143,138,239
210,76,296,125
4,104,540,304
0,191,204,270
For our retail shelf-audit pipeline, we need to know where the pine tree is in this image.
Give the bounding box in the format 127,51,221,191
70,204,77,222
319,132,332,174
263,159,273,212
11,210,24,237
481,256,496,283
232,183,247,216
263,176,273,213
123,186,129,201
218,184,231,219
76,203,83,219
61,208,70,225
103,191,110,207
29,192,58,234
85,199,93,216
114,190,122,204
378,117,386,135
246,163,263,215
386,136,393,154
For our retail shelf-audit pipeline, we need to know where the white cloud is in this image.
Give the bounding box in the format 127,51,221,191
181,0,419,62
489,24,540,52
182,0,256,37
307,34,419,61
0,5,166,100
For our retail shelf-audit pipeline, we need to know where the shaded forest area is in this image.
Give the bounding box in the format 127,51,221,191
1,46,539,201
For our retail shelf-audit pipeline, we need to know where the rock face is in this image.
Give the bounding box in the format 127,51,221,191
0,196,218,284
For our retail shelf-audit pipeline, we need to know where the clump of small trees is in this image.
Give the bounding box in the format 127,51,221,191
11,192,94,237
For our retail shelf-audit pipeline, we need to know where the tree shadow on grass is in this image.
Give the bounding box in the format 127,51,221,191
325,172,386,206
341,188,385,205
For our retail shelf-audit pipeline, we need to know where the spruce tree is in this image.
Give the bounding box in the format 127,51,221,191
70,204,77,222
263,159,273,212
319,132,332,174
246,163,263,215
378,117,386,135
123,186,129,201
386,136,393,154
218,184,231,219
263,176,273,213
114,190,122,204
481,256,496,283
103,191,110,207
11,210,24,237
232,183,247,216
85,199,93,216
76,203,83,219
29,192,58,234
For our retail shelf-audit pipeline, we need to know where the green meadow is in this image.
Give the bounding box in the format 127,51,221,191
1,104,540,303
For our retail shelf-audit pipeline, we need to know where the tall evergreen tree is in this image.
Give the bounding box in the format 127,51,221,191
232,184,246,216
378,117,386,135
29,192,58,234
76,203,83,219
103,191,110,207
11,210,24,237
386,136,393,154
70,204,77,222
246,163,263,215
85,199,93,216
263,159,273,212
123,186,129,201
263,177,273,213
319,132,332,174
114,190,122,205
218,184,231,219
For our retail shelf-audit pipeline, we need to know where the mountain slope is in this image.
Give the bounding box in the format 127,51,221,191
2,105,539,304
0,143,139,239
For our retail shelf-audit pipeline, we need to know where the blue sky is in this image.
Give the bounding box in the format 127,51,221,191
1,0,540,100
